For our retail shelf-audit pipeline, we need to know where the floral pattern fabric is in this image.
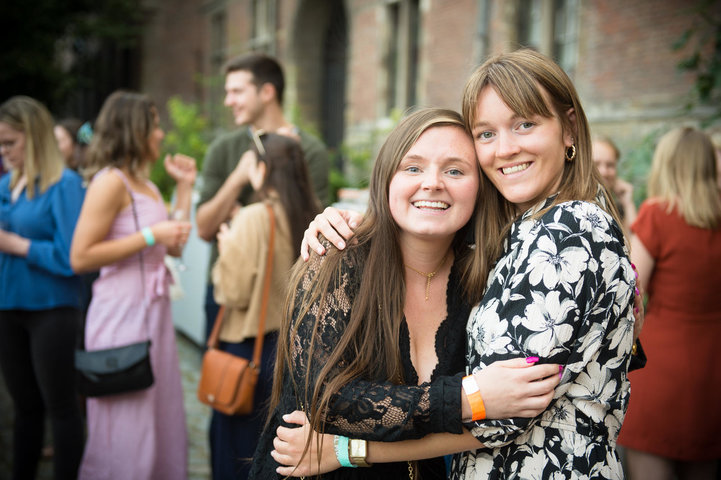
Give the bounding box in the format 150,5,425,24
452,195,636,480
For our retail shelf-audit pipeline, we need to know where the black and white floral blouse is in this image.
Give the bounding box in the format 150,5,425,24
452,195,636,480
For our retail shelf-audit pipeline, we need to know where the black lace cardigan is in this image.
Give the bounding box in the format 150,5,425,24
249,246,470,479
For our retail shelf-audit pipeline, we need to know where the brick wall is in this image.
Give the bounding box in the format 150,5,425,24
579,0,700,114
576,0,719,150
422,0,480,110
346,1,384,128
140,0,206,120
139,0,720,163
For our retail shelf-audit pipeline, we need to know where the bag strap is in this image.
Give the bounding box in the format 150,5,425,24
118,168,150,338
251,203,276,368
207,306,225,349
207,202,276,369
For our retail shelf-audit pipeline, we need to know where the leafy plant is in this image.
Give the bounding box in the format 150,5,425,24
674,0,721,125
620,129,663,205
150,96,211,201
2,0,144,111
328,109,403,202
624,1,721,204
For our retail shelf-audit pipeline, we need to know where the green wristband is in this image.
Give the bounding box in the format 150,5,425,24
141,227,155,246
334,435,355,468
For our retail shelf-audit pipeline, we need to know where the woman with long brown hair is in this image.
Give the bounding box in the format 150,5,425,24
249,107,562,479
210,132,321,479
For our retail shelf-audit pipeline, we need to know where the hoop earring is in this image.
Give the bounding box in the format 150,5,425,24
565,144,577,162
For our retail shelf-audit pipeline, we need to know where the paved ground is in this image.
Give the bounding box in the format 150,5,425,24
0,332,211,480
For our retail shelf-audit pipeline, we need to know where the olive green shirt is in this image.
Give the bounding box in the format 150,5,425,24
198,127,329,279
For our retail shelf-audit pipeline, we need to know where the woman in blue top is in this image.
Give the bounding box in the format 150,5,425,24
0,96,86,480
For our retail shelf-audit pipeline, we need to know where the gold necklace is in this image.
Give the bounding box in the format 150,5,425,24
404,250,449,301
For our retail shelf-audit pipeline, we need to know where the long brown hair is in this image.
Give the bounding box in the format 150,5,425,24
0,96,64,199
268,108,481,442
462,48,624,267
84,90,157,179
648,127,721,229
249,132,321,251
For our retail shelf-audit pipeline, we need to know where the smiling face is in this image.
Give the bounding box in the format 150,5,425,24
224,70,265,126
0,122,26,170
388,125,479,243
471,86,573,213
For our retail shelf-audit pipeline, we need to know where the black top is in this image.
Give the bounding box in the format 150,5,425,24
249,245,470,479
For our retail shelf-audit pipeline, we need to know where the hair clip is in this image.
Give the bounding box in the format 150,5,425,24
77,122,93,145
251,128,266,157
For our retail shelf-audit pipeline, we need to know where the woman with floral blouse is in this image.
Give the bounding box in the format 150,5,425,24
273,49,637,479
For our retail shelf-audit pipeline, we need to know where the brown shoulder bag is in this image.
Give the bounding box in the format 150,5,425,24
197,203,275,415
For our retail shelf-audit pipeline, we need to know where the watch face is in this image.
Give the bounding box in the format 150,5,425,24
350,439,366,458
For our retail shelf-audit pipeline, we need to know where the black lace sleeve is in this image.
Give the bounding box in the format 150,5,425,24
288,250,463,441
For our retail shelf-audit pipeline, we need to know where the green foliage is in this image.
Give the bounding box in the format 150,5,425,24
329,110,403,202
623,0,721,204
1,0,143,110
674,0,721,125
150,97,211,201
328,165,351,203
620,129,663,205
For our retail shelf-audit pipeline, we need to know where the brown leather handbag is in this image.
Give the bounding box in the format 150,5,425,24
197,203,275,415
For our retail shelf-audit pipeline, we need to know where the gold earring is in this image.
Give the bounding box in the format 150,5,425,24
565,144,577,162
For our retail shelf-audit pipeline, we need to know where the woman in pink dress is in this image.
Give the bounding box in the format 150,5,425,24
70,90,196,480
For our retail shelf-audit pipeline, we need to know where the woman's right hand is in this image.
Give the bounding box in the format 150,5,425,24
470,358,562,420
151,220,192,249
300,207,364,260
272,410,340,477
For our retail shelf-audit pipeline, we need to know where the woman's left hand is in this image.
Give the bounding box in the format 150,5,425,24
272,410,340,477
164,153,197,187
473,358,561,420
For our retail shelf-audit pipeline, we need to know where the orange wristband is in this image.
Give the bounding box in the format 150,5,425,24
462,375,486,421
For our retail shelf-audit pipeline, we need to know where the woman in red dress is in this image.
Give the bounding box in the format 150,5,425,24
618,127,721,480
